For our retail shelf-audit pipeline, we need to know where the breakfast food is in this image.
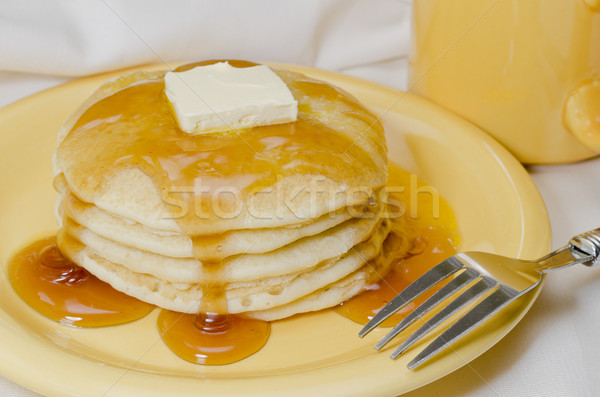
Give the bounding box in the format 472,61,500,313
7,60,463,369
51,60,412,323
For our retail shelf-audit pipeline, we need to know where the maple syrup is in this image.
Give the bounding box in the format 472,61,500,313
335,224,457,326
336,166,459,325
8,237,154,327
157,310,270,365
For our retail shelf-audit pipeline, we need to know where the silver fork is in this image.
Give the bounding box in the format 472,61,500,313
359,228,600,370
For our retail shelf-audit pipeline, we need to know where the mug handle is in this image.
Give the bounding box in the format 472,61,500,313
564,78,600,153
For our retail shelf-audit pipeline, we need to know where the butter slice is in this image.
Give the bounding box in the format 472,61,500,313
164,62,298,134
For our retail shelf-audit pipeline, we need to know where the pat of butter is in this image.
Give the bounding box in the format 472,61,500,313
164,62,298,134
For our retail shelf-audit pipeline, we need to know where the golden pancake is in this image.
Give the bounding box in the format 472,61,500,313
51,61,401,323
56,220,403,318
54,68,387,234
59,210,386,283
58,187,378,260
246,230,408,321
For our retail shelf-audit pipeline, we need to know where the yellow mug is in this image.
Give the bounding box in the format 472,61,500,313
409,0,600,164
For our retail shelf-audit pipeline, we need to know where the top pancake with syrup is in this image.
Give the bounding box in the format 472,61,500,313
53,61,388,236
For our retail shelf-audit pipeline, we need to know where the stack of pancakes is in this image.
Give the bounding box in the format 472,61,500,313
52,63,412,321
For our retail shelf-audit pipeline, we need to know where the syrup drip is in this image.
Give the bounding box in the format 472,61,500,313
156,255,272,365
198,260,228,315
8,237,154,327
157,310,270,365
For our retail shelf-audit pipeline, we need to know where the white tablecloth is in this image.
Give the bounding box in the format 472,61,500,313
1,1,600,396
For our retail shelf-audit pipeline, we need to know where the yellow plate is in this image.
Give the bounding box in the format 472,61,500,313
0,65,551,396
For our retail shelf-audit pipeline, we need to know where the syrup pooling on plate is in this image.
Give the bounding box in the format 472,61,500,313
8,237,154,327
157,310,270,365
335,224,458,326
336,166,459,326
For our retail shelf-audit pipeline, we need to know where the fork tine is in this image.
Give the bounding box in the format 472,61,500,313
359,257,464,338
407,285,520,370
390,276,498,359
375,268,480,350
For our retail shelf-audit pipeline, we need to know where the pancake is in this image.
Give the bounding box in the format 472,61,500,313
56,220,404,319
246,230,409,321
52,61,404,321
60,209,386,283
54,67,388,234
59,186,377,260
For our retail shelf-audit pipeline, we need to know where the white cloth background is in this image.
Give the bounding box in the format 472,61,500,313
1,1,600,396
0,0,411,106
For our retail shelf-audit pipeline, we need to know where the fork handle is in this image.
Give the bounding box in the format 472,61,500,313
534,229,600,273
569,228,600,267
